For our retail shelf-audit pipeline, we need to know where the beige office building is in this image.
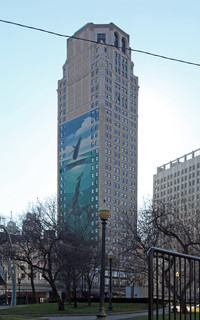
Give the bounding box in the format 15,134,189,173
153,148,200,222
57,23,139,256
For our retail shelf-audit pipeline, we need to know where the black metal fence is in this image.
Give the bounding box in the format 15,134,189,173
148,247,200,319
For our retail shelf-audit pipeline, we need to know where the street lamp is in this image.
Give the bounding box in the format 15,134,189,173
108,251,114,311
18,276,21,305
96,201,110,320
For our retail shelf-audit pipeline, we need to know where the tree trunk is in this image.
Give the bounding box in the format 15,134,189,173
50,281,65,311
54,289,65,311
73,279,77,308
30,267,36,304
66,284,71,304
88,282,92,307
57,297,65,311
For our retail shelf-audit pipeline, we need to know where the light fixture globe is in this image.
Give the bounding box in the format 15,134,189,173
108,251,114,260
99,201,110,220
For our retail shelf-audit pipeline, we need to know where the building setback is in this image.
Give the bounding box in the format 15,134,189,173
57,23,138,255
153,148,200,222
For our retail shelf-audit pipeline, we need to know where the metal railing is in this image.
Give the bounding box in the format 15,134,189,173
148,247,200,319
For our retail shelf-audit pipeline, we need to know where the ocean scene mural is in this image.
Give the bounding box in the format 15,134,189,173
59,109,99,237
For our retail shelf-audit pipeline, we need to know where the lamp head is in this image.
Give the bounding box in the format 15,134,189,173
99,200,110,220
108,250,114,260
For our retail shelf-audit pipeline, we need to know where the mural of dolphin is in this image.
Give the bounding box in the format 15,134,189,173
73,137,81,160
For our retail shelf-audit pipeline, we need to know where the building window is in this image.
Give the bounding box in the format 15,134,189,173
122,38,126,53
114,32,119,48
97,33,106,43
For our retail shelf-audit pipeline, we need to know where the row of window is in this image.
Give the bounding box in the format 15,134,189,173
155,182,200,194
91,101,99,108
156,175,200,190
105,85,112,92
114,74,128,86
92,61,100,69
59,87,66,94
60,105,136,125
105,101,136,115
91,196,98,202
155,172,200,186
105,76,112,85
111,178,135,188
105,154,134,163
59,102,66,110
59,80,67,87
91,77,99,85
106,106,136,119
112,188,135,195
105,180,135,191
91,85,99,92
105,147,132,155
115,60,127,71
91,69,99,77
156,164,200,183
105,197,130,206
59,117,66,124
115,51,127,63
155,188,200,199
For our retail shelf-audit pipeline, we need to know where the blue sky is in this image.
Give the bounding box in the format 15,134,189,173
1,0,200,219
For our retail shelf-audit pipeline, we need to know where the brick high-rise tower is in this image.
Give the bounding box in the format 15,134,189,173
57,23,139,256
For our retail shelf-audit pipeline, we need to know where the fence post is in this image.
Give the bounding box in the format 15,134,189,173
148,247,155,320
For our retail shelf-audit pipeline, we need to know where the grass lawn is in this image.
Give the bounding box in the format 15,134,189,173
0,317,35,320
0,304,198,320
119,313,200,320
0,301,147,316
0,315,198,320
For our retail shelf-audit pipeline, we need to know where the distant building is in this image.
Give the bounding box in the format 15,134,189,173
57,23,139,256
153,148,200,222
126,285,148,298
5,265,51,304
6,220,20,235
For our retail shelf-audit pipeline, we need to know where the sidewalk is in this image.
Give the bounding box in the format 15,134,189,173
28,311,148,320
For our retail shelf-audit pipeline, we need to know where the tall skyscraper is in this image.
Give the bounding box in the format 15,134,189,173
57,23,138,255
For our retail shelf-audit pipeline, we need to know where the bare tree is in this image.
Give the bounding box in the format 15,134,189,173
15,197,66,310
60,227,100,308
82,240,100,306
7,196,101,310
120,198,200,311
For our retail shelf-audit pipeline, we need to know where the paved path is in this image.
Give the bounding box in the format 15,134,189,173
28,311,148,320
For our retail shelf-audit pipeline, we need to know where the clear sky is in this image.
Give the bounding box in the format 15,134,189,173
1,0,200,219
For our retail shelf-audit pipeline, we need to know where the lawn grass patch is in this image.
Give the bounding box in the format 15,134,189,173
118,313,200,320
0,317,34,320
0,302,148,315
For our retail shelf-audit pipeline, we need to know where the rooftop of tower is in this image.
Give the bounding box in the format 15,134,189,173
156,148,200,173
72,22,130,41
